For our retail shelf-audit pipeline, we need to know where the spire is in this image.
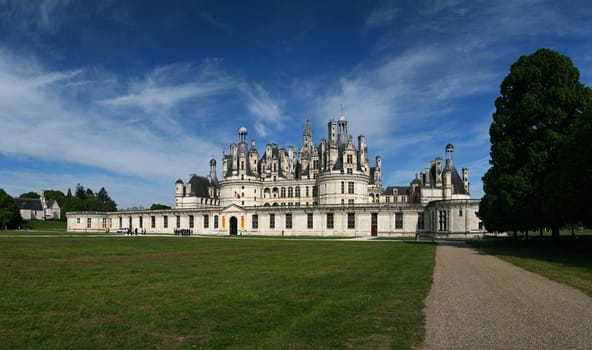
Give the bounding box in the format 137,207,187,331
303,117,312,138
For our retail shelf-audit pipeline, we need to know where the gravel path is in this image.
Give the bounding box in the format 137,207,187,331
423,241,592,350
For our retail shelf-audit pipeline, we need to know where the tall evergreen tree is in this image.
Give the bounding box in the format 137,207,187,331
75,184,86,200
480,48,591,239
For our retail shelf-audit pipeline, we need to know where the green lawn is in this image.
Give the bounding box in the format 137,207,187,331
469,240,592,296
0,236,435,349
24,220,67,231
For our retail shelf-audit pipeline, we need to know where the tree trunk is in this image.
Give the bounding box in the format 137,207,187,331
513,230,517,240
571,224,575,239
551,224,560,241
525,228,529,241
539,227,543,240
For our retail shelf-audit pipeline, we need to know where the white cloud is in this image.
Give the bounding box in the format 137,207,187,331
240,83,284,137
0,49,292,206
100,63,235,113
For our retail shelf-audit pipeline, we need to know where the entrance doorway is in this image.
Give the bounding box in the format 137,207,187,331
230,216,238,235
371,213,378,236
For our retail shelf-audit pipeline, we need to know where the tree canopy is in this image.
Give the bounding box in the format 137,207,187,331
150,203,172,210
19,192,40,199
0,189,22,229
61,185,117,217
480,48,592,239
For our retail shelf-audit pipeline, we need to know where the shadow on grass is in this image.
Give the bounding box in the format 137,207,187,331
465,239,592,296
468,239,592,269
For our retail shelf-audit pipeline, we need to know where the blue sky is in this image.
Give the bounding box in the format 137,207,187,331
1,0,591,209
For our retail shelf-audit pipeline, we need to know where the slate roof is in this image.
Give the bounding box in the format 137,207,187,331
383,186,410,196
188,175,219,198
14,198,43,211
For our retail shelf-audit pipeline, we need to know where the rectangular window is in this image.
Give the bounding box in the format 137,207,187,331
139,216,143,228
417,213,425,230
270,214,275,229
108,218,112,228
312,186,318,197
327,213,334,229
295,187,300,198
459,209,463,216
386,196,390,203
395,213,403,229
347,154,353,164
348,199,354,205
163,216,168,228
252,214,258,229
203,215,209,229
77,217,80,224
87,218,92,228
214,215,219,229
151,216,156,228
189,215,194,228
129,217,132,228
285,213,292,229
306,186,309,197
348,182,354,194
176,216,180,229
118,217,122,227
438,210,447,231
288,187,293,198
102,218,107,229
347,213,355,229
307,213,313,229
341,181,345,194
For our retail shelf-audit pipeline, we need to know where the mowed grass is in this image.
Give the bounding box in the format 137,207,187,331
24,220,67,231
469,240,592,296
0,236,435,349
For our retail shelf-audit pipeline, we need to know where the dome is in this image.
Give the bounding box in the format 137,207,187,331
446,143,454,152
210,159,216,166
239,126,247,134
338,115,346,122
175,178,183,184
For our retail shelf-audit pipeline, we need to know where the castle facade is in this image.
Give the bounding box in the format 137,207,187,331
67,116,483,237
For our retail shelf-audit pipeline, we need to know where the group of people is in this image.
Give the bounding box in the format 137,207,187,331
127,227,146,235
174,228,192,236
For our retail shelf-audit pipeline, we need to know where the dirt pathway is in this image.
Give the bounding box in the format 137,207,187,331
423,241,592,349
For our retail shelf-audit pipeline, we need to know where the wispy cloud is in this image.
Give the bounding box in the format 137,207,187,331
240,83,284,137
0,49,290,206
0,0,73,34
100,63,234,112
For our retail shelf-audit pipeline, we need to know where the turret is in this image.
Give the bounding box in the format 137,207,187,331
175,178,184,196
328,119,337,144
209,159,217,181
374,156,382,188
462,167,470,193
238,126,248,144
337,115,348,145
445,143,455,170
303,117,312,144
